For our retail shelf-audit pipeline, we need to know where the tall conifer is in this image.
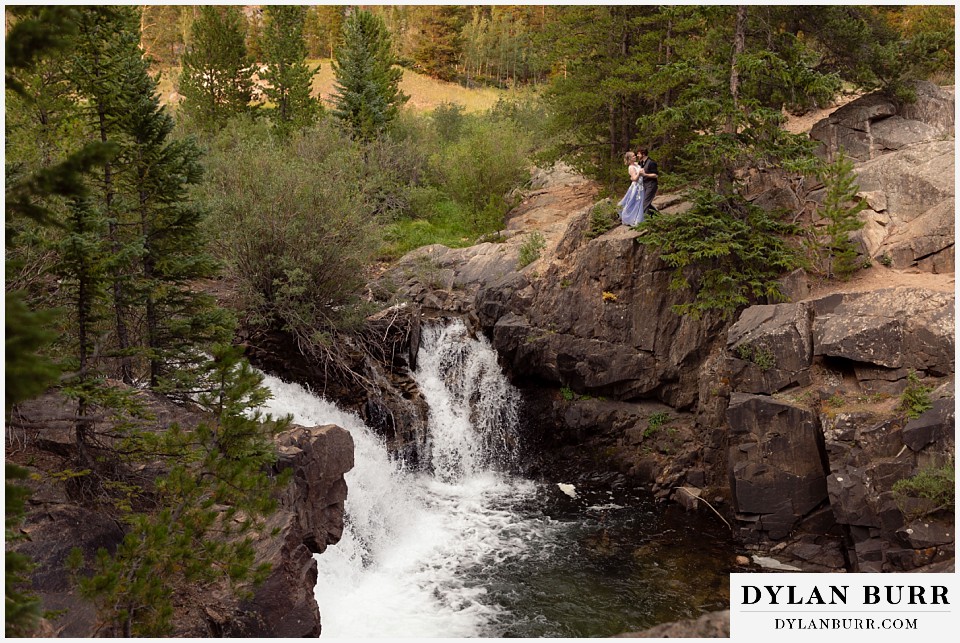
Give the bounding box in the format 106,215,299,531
178,6,253,129
331,10,409,141
261,5,321,134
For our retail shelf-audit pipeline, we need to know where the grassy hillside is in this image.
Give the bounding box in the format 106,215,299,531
308,59,507,113
156,61,511,114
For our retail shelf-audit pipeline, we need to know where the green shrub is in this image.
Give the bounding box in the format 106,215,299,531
197,117,380,347
586,200,618,239
430,118,531,230
431,102,467,142
893,460,955,520
637,189,802,319
735,343,776,371
518,231,546,268
899,371,933,419
813,149,867,279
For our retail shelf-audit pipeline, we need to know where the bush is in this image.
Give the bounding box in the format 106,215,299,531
430,118,531,231
899,371,933,419
518,231,546,268
893,460,955,520
586,200,618,239
197,117,380,346
636,189,802,319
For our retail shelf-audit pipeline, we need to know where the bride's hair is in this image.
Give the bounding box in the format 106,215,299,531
623,152,636,163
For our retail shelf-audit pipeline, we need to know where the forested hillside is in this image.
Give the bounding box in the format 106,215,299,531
5,4,954,637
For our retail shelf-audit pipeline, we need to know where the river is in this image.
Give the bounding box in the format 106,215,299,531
260,320,732,637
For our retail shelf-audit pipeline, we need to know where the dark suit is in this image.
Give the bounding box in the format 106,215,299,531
639,157,658,214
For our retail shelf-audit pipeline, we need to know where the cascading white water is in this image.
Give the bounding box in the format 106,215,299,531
258,319,557,637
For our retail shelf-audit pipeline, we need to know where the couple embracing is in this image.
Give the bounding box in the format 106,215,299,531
617,147,658,227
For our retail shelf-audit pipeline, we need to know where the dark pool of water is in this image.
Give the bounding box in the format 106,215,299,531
468,482,734,637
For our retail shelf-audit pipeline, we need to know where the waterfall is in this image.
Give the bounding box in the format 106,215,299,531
259,319,549,637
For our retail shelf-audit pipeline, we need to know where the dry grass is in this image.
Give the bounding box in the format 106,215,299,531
309,59,506,113
157,60,514,114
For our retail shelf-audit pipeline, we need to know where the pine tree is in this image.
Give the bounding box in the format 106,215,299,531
331,9,409,141
4,7,115,636
261,5,321,135
304,5,344,59
816,150,867,279
71,7,147,384
412,6,467,81
178,6,253,130
72,345,291,637
122,36,233,391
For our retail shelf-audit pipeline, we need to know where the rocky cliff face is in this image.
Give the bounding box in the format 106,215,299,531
6,390,353,637
375,85,955,573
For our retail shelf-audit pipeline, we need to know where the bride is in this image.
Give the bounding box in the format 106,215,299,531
617,152,645,226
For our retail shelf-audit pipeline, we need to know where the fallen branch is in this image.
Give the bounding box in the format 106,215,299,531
674,486,733,533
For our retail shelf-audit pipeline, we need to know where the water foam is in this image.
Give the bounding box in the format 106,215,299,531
258,320,545,637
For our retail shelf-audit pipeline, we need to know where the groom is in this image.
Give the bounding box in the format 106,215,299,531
637,147,658,215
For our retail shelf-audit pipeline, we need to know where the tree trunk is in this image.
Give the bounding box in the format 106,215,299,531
99,102,134,385
727,5,747,133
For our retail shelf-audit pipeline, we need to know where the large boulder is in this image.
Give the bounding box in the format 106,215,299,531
484,222,725,408
812,287,955,378
726,303,814,394
810,82,955,162
214,424,354,637
726,393,828,540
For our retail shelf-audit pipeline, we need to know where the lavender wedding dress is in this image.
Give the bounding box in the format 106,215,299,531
618,164,645,226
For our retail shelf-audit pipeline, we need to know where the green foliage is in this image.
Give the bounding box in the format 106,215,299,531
636,190,802,318
813,150,867,279
331,10,409,141
899,371,933,420
261,5,321,135
826,393,846,409
735,343,775,371
560,386,576,402
429,118,531,230
893,460,955,521
178,6,254,130
518,232,546,268
586,200,618,239
412,6,467,81
74,345,290,637
304,6,344,58
197,117,380,349
431,102,467,142
646,412,670,435
5,465,41,637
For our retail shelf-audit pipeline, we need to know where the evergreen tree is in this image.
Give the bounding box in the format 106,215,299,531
122,35,233,391
304,5,345,59
331,9,409,141
71,7,148,385
4,7,116,636
261,5,321,134
542,5,652,180
139,5,187,66
815,150,867,279
178,6,253,130
412,6,467,81
71,345,291,637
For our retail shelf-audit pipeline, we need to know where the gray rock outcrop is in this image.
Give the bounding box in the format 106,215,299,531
725,287,954,569
808,82,955,272
810,81,954,162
